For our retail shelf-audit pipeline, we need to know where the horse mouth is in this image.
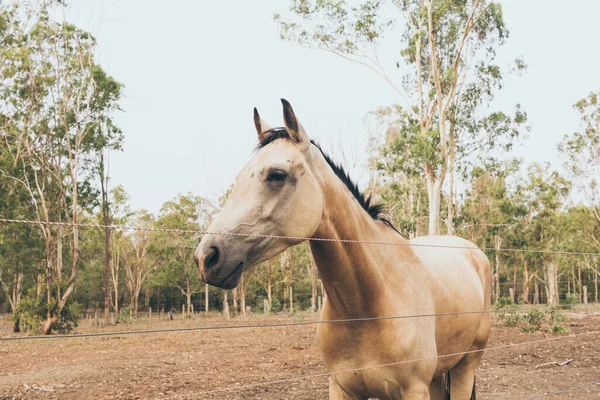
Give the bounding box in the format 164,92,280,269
217,261,245,289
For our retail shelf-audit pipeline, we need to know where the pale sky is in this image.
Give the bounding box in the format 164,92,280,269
64,0,600,213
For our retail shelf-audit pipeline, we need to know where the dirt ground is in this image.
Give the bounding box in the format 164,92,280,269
0,309,599,400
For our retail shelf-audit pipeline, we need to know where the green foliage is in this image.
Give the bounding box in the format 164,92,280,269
15,291,81,334
495,302,570,334
493,296,514,309
496,304,522,327
522,308,545,333
561,293,581,309
0,0,123,330
549,308,570,334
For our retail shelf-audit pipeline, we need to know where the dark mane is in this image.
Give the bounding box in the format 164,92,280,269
256,127,398,232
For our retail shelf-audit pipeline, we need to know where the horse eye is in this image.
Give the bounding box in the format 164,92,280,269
267,170,288,182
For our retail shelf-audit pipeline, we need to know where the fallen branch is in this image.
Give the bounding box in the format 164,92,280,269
535,359,573,369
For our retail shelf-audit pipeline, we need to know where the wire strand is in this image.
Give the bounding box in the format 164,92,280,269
159,330,600,399
524,380,600,399
1,218,599,256
1,304,592,342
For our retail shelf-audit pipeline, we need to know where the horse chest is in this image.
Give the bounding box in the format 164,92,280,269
317,319,438,397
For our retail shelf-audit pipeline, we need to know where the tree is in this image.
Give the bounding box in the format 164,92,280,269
152,194,209,317
0,2,122,333
107,185,131,319
276,0,526,234
559,90,600,244
123,210,155,318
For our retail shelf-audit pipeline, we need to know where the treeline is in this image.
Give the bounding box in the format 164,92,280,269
1,1,599,335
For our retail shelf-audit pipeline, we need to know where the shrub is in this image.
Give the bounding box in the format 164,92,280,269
561,294,580,309
497,304,522,327
522,308,545,333
549,308,570,334
14,291,80,334
493,296,514,309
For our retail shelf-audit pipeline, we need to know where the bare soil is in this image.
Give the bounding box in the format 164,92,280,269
0,310,599,400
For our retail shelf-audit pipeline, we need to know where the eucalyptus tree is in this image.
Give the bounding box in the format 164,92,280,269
559,90,600,245
512,164,570,304
275,0,526,234
456,159,520,301
558,90,600,302
151,194,211,317
0,2,122,332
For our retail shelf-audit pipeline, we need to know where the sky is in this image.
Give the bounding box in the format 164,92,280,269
62,0,600,214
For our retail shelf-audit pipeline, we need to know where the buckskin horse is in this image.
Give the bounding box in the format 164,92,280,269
194,99,491,399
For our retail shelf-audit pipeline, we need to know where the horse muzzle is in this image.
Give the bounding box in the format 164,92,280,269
194,238,246,289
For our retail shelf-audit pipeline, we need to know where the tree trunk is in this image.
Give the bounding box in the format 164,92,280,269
546,262,559,306
240,273,246,316
1,272,24,333
494,236,502,302
267,261,273,311
595,264,598,303
205,283,209,313
186,283,192,318
426,176,442,236
232,287,239,315
43,238,54,334
223,290,230,319
523,259,530,304
578,264,582,301
513,258,518,300
447,128,455,235
289,250,294,315
100,152,111,325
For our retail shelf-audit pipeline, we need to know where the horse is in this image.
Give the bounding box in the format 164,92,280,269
194,99,491,400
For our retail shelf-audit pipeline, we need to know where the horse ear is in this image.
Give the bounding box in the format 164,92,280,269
281,99,309,147
253,107,272,142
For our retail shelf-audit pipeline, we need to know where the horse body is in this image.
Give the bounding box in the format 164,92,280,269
310,155,491,399
195,100,491,399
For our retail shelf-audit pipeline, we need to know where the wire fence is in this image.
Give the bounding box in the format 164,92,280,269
1,303,596,342
159,329,600,399
524,380,600,399
1,217,599,399
2,217,600,256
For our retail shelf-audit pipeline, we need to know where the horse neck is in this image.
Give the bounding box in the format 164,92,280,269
308,156,410,318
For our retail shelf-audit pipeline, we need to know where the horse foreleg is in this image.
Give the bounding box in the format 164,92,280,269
328,378,364,400
429,374,449,400
448,352,482,400
401,382,431,400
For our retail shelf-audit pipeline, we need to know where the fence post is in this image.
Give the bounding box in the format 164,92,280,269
509,288,515,303
148,307,152,319
264,299,269,315
583,286,588,304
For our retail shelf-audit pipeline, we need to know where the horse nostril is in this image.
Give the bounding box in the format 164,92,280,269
204,246,221,271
